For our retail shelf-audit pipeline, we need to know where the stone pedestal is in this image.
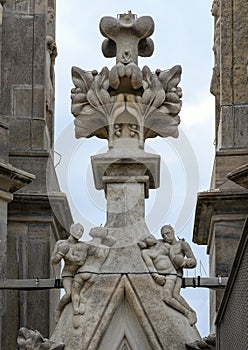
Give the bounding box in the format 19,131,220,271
51,275,200,350
61,153,201,348
92,150,160,246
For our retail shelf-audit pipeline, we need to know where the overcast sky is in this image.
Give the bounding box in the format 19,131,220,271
54,0,215,336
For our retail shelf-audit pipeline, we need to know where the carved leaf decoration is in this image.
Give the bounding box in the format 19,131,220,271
144,114,180,139
158,65,182,92
71,66,94,94
71,100,88,117
141,66,165,118
74,110,108,139
71,67,95,118
87,67,111,115
159,101,182,116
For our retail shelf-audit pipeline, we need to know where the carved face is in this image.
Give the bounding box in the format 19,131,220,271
161,226,175,244
70,223,84,240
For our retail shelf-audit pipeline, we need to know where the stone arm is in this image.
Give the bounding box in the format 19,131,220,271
51,241,67,265
181,241,197,269
51,241,70,279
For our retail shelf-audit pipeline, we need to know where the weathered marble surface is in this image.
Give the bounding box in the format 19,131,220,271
51,274,200,350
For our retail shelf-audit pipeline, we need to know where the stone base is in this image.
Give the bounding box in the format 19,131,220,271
51,274,200,350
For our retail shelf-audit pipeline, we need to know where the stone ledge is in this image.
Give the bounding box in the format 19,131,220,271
91,150,160,191
9,192,73,237
227,163,248,189
193,190,248,245
0,161,35,193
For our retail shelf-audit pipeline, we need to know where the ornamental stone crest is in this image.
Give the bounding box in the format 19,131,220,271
71,11,182,150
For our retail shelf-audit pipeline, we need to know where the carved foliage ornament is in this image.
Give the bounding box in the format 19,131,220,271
71,12,182,149
17,327,65,350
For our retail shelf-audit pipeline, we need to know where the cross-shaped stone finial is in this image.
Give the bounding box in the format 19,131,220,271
100,11,154,65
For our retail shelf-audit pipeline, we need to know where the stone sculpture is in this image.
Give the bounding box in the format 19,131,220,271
17,327,64,350
46,34,57,144
42,11,201,349
210,0,220,97
71,11,182,149
51,224,115,326
138,225,197,326
51,223,86,321
72,226,115,325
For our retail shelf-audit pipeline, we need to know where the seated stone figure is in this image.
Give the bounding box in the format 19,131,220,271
51,223,87,321
138,225,197,326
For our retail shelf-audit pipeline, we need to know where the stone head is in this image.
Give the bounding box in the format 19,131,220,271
211,0,220,16
161,224,175,244
70,223,84,240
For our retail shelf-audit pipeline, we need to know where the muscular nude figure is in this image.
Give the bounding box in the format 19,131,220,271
140,226,197,326
51,223,87,321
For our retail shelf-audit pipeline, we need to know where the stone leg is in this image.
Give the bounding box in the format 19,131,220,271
163,279,196,326
56,277,73,322
173,277,196,313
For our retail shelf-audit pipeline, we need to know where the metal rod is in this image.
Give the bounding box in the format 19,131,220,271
182,276,228,289
0,276,228,290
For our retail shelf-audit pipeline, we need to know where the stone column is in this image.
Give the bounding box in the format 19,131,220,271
92,151,160,246
193,0,248,331
0,1,72,348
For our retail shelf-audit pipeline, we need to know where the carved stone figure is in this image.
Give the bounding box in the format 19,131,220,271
138,225,197,326
51,223,87,321
17,327,64,350
161,224,197,276
72,227,115,326
210,0,220,97
46,35,57,145
51,224,115,326
71,12,182,149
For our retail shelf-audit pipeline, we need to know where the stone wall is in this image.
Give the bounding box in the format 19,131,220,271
193,0,248,331
0,1,72,348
